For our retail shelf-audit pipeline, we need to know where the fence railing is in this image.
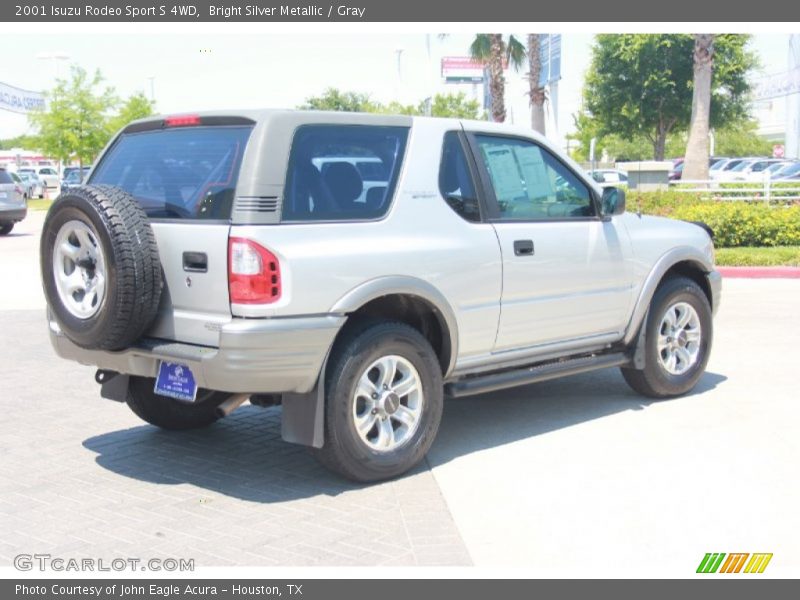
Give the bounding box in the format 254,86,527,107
669,178,800,203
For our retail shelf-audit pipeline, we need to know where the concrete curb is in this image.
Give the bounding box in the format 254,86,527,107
717,266,800,279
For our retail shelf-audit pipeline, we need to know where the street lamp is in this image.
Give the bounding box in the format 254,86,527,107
147,76,156,103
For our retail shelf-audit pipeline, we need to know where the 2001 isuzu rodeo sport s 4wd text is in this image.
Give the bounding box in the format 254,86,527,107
40,111,720,481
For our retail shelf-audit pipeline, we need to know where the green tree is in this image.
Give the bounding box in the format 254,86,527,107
299,89,482,119
568,112,684,162
426,92,482,119
300,88,381,112
714,121,774,157
584,34,755,160
0,134,40,151
107,92,155,134
28,65,118,167
470,34,526,123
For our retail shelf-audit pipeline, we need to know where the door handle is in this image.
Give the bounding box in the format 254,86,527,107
513,240,534,256
182,251,208,273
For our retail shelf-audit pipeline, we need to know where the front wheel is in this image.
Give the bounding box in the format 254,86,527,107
125,376,231,430
621,276,713,398
312,322,444,482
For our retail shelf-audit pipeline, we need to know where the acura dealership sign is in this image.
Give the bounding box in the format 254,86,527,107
0,81,45,114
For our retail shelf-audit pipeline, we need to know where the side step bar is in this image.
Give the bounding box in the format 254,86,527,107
445,352,630,398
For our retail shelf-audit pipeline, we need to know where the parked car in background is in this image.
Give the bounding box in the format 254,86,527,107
773,161,800,181
729,158,784,182
59,168,87,194
19,166,59,191
0,168,27,235
16,171,46,199
669,157,724,181
709,157,755,180
668,158,684,181
588,169,628,187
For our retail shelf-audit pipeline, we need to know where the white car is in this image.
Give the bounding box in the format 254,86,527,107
19,166,59,192
730,159,785,182
588,169,629,188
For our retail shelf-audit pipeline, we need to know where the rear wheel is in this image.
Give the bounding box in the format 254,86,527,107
312,322,443,482
0,222,12,235
621,276,712,398
125,376,231,430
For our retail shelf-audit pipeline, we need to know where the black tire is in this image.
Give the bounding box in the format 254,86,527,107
311,322,444,482
125,376,231,430
621,276,712,398
0,222,12,235
40,185,162,350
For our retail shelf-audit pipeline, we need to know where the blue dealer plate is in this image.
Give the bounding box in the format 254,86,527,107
154,361,198,403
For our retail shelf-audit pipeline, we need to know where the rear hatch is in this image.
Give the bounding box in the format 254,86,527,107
88,116,255,346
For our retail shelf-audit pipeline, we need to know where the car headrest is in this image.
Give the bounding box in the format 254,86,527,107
322,162,363,206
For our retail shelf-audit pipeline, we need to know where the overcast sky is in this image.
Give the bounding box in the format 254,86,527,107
0,32,793,146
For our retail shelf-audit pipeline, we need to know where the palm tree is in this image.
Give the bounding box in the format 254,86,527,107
683,34,715,181
527,34,547,134
470,34,526,123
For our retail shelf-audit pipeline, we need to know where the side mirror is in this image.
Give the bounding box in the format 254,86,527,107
600,186,626,218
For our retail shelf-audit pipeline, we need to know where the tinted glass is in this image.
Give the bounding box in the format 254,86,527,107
90,126,253,220
283,125,408,221
474,135,594,220
439,131,480,222
0,170,13,184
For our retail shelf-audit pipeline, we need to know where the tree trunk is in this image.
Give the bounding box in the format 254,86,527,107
489,34,506,122
654,130,667,161
683,34,715,181
527,34,546,135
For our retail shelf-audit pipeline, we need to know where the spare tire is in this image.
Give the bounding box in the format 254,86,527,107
41,185,163,350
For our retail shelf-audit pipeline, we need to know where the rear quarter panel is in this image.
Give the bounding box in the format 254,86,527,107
231,119,504,361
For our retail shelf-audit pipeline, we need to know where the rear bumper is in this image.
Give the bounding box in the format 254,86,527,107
0,207,27,222
49,314,346,394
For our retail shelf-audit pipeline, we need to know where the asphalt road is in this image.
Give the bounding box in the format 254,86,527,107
2,209,799,575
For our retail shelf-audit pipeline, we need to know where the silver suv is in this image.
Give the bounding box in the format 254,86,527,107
40,111,721,481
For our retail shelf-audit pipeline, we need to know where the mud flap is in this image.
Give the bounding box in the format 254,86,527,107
632,309,649,370
281,350,329,448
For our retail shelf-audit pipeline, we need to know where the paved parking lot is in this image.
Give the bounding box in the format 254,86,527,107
1,210,799,574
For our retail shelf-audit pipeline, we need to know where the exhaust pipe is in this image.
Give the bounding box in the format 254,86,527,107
215,393,250,418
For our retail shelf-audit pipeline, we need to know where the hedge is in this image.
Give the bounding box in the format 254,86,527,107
627,191,800,248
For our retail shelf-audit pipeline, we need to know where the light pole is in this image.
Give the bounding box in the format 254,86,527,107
394,48,404,102
147,76,156,103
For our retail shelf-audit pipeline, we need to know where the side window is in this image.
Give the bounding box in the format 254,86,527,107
474,135,594,220
283,125,408,222
439,131,481,223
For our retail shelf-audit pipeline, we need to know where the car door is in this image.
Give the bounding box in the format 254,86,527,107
465,131,633,353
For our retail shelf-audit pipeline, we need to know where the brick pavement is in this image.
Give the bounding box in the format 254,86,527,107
0,310,471,567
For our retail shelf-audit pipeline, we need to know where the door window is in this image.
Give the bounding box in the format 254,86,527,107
439,131,481,222
474,135,594,220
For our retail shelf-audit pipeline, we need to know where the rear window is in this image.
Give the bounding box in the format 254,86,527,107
90,126,253,220
283,125,408,221
0,170,13,184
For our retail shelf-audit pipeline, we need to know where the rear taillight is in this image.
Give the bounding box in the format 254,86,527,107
228,237,281,304
164,114,201,127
